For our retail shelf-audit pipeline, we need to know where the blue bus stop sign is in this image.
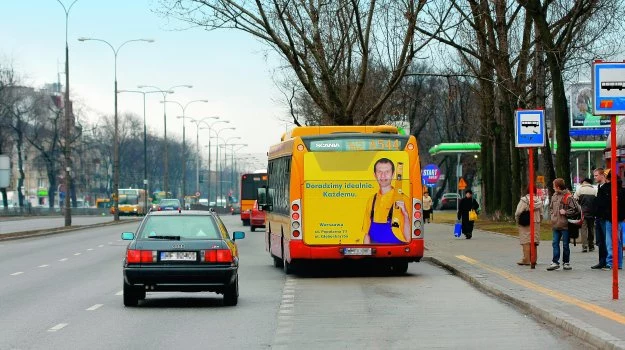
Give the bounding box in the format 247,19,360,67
515,109,545,148
592,61,625,115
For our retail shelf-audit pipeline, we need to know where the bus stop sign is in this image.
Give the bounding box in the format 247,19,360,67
592,61,625,115
515,109,545,147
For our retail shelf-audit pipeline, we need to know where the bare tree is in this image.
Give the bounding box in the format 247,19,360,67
159,0,443,125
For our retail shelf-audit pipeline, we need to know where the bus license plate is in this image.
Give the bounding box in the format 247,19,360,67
343,248,372,256
161,252,197,261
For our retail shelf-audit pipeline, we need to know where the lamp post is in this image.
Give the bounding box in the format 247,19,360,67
224,143,247,196
117,89,166,212
200,120,230,204
78,37,154,221
212,127,236,207
219,136,242,198
137,84,192,196
188,116,219,195
55,0,79,227
162,99,208,200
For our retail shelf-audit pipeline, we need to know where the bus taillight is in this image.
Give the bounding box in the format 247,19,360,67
290,199,302,240
412,198,424,238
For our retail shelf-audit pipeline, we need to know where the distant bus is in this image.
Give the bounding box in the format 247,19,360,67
258,125,424,274
111,189,147,216
240,170,268,226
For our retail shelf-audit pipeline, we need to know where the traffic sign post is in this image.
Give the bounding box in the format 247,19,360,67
592,60,624,300
515,109,546,269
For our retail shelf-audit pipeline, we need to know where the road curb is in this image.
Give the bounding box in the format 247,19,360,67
0,219,141,242
424,255,625,350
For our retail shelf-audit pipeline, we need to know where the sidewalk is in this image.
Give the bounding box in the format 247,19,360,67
425,222,625,349
0,216,140,240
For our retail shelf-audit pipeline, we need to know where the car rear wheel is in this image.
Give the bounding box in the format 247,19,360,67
223,278,239,306
123,281,140,307
250,225,256,232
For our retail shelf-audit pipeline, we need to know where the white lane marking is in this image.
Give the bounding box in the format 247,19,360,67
86,304,103,311
87,248,94,251
98,245,104,248
73,253,81,256
108,242,113,245
59,258,68,262
38,264,49,268
10,272,24,276
115,290,123,296
48,323,68,332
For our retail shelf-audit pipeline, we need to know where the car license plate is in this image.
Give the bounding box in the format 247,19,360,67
343,248,372,256
160,251,197,261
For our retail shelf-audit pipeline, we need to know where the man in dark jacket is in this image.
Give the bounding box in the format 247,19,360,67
575,178,596,252
592,168,610,269
604,170,624,270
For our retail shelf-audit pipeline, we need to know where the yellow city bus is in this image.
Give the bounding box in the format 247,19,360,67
110,189,148,216
258,125,424,274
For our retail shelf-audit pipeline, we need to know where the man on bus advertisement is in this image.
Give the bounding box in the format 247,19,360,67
302,151,411,245
361,157,411,244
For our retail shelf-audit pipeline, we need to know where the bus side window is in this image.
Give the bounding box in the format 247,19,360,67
257,187,273,212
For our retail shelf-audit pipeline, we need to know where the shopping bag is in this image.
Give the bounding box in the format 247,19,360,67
469,209,478,221
454,222,462,237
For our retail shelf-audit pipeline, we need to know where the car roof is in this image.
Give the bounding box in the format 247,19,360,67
147,210,216,217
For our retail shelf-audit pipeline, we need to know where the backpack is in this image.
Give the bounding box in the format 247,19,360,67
563,193,583,244
518,210,530,226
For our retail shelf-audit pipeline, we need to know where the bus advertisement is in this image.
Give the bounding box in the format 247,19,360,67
258,125,424,274
110,189,147,216
240,171,268,226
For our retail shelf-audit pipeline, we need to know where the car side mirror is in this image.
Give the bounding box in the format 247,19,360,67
121,232,135,240
232,231,245,241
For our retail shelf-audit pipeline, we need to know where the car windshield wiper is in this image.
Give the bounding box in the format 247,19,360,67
147,235,181,240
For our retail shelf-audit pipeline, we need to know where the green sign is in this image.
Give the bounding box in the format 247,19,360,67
37,189,48,196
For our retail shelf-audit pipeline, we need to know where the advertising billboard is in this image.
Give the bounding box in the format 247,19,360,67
569,82,609,128
302,151,411,246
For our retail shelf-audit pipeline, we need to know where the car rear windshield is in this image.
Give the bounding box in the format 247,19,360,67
138,216,221,240
159,199,180,206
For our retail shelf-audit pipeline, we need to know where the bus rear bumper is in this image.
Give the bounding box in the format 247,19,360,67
288,239,424,262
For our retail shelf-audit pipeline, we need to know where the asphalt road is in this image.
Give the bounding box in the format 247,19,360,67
0,215,591,349
0,215,137,234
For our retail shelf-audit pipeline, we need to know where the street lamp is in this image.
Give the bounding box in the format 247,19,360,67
117,89,169,212
163,99,208,199
218,135,241,204
137,85,192,196
78,37,154,221
188,116,219,195
225,143,247,194
212,127,236,207
55,0,80,227
198,119,230,204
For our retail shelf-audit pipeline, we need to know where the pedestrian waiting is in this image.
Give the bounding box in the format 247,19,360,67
574,178,596,253
547,178,579,271
514,186,542,266
603,169,624,270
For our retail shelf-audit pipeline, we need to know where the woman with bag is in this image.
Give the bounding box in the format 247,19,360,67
457,190,480,239
514,186,542,265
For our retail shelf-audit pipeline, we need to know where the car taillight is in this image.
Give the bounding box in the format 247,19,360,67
442,198,447,203
157,207,162,211
126,249,154,263
204,249,233,263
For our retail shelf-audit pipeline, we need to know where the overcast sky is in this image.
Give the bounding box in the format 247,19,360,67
1,0,293,171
